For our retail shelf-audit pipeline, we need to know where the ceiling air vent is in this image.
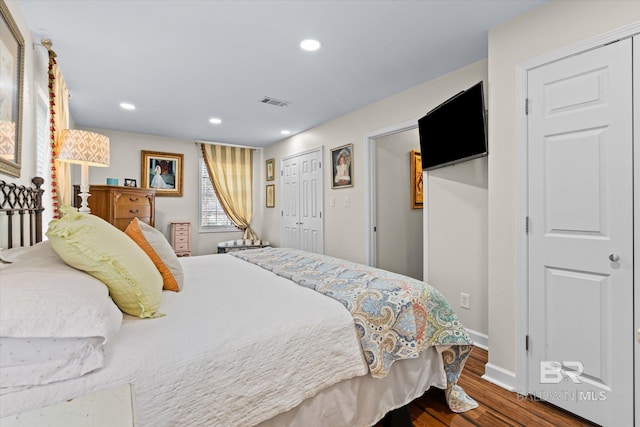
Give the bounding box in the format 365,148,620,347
259,97,290,107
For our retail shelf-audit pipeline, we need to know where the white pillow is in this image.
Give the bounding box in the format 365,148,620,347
0,253,123,341
0,240,60,267
0,243,123,387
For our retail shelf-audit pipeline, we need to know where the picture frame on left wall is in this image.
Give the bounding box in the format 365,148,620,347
266,184,275,208
266,158,275,181
0,0,25,178
141,150,184,196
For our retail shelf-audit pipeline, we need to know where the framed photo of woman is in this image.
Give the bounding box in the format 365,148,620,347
140,150,183,196
331,144,353,189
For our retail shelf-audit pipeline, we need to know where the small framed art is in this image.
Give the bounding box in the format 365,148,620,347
124,178,137,187
266,158,275,181
266,184,275,208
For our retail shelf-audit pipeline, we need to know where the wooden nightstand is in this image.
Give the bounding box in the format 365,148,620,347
170,222,191,257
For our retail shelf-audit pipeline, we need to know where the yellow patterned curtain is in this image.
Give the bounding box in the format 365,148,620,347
47,47,70,218
201,144,257,240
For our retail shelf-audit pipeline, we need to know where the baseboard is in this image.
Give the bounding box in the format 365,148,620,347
465,328,488,351
462,329,517,393
481,363,516,392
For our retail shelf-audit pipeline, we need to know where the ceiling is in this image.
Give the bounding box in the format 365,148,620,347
17,0,546,148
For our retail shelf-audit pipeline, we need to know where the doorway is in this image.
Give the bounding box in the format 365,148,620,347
365,122,423,280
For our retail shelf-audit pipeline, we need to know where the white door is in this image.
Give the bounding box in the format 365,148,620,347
298,151,323,253
281,156,299,249
280,148,324,253
527,38,633,426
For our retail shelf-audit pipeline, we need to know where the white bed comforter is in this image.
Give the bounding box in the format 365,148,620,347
0,254,369,426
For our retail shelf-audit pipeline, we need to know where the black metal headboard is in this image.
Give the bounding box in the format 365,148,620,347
0,177,44,249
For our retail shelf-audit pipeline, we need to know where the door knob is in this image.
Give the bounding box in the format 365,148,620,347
609,254,620,262
637,328,640,344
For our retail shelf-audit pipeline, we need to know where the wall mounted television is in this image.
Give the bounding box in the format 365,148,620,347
418,81,488,171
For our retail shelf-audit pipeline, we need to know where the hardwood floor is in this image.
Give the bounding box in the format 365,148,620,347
400,347,598,427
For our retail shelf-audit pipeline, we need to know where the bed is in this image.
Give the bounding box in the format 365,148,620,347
0,177,477,426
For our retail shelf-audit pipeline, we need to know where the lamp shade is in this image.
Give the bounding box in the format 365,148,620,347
0,120,16,160
58,129,110,167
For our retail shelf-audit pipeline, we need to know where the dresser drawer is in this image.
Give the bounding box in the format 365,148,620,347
117,193,151,207
116,204,151,219
173,234,189,244
173,223,190,232
173,242,189,251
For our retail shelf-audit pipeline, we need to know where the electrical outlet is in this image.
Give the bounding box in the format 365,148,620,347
460,292,470,310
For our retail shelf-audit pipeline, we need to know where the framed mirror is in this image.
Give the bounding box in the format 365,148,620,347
0,0,24,177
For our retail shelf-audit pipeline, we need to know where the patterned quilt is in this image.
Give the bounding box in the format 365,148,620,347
230,247,478,413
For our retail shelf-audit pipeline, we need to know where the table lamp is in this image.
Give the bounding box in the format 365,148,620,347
58,129,110,213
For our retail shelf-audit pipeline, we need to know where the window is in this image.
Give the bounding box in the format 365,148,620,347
200,158,236,231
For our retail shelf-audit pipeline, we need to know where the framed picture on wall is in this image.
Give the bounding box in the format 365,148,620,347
266,184,275,208
266,158,275,181
0,1,25,178
331,144,353,189
410,150,423,209
140,150,183,196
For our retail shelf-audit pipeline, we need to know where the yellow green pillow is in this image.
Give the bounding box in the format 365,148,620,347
46,206,163,318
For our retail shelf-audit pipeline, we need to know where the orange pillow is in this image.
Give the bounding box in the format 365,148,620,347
125,218,184,292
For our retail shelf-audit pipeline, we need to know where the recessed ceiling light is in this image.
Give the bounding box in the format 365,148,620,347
120,102,136,110
209,118,222,125
281,130,291,135
300,39,321,52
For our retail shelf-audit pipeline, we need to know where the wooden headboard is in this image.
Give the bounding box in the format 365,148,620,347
0,177,44,249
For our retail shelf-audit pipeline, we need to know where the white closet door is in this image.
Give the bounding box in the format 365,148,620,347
298,150,323,253
527,38,633,426
280,148,324,253
281,156,300,249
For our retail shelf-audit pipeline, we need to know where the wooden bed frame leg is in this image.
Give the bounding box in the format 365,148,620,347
381,404,412,427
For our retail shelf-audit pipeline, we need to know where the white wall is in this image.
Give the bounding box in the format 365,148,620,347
487,0,640,374
428,157,488,337
375,129,422,281
75,128,257,255
260,60,489,336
